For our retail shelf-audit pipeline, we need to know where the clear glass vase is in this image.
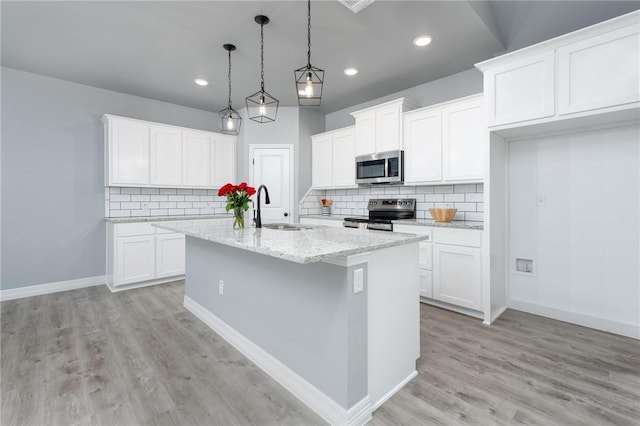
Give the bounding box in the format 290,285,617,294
233,207,245,229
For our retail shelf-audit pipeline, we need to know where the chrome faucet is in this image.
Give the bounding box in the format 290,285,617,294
254,185,271,228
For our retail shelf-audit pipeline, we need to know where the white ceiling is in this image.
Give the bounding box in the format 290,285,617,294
2,1,638,114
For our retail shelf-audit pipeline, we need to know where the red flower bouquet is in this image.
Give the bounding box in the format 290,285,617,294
218,182,256,228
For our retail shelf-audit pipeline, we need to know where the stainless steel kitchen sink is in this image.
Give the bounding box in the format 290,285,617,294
262,223,310,231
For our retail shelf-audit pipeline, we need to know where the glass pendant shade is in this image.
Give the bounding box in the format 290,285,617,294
294,0,324,106
218,43,241,135
246,15,279,123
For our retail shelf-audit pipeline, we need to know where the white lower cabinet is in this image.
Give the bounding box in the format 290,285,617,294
108,222,185,289
155,233,186,278
116,235,155,285
394,224,483,315
432,243,482,311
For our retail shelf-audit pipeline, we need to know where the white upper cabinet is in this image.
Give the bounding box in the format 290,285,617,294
351,98,411,156
442,97,485,181
558,25,640,115
331,128,356,187
354,111,376,156
211,134,236,187
103,114,236,189
182,131,211,187
484,51,555,127
476,11,640,131
106,117,150,186
403,107,442,184
150,125,182,186
403,94,485,185
312,134,333,188
311,126,356,189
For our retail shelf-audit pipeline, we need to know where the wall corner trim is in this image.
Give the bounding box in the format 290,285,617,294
0,275,106,302
183,295,373,426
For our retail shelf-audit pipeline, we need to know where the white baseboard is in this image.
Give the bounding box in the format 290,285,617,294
0,275,105,302
371,370,418,412
105,275,184,293
184,296,373,426
508,298,640,340
420,297,484,320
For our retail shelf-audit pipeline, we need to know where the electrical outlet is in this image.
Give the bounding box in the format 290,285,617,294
218,280,224,295
353,268,364,294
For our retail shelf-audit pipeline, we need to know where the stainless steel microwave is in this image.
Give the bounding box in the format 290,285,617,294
355,150,404,184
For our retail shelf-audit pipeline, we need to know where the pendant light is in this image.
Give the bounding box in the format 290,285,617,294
294,0,324,106
246,15,279,123
218,44,242,135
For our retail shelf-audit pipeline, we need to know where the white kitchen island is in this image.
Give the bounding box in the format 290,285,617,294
154,219,428,426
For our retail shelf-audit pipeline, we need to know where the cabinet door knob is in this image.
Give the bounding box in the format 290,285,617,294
284,212,289,217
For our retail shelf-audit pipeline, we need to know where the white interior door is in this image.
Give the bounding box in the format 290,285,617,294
250,146,293,224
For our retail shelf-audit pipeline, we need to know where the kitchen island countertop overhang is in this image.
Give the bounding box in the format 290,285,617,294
153,218,430,264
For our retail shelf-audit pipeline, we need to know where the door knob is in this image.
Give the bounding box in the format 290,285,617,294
284,212,289,217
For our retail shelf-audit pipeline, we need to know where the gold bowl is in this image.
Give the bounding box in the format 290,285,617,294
429,208,457,222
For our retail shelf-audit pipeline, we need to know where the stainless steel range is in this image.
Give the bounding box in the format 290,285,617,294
343,199,416,231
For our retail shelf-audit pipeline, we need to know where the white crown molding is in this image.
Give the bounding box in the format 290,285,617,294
183,295,373,426
0,275,105,302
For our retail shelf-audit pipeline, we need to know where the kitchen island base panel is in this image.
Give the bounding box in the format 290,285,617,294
183,236,419,425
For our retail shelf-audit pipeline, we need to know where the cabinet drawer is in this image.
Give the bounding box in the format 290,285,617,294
393,224,432,241
433,228,482,248
115,222,155,237
418,242,432,270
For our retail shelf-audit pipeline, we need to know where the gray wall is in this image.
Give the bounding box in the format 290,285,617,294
297,108,325,201
325,68,483,131
1,67,217,290
185,236,368,409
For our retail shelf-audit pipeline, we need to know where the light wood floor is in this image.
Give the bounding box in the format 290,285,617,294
2,281,638,426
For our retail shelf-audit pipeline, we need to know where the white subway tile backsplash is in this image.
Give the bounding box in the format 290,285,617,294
131,194,150,202
185,195,200,202
159,188,177,195
465,193,484,202
193,189,208,195
454,202,476,212
110,202,121,210
131,210,150,217
160,202,177,209
434,185,454,194
168,209,185,216
121,188,141,195
454,184,477,193
110,188,121,194
121,202,141,210
110,210,131,217
177,189,193,195
141,188,160,195
299,183,484,224
168,195,184,202
150,195,169,202
110,194,131,202
177,202,192,209
185,208,200,215
424,194,444,202
444,194,465,202
200,196,215,202
465,212,484,222
150,209,168,216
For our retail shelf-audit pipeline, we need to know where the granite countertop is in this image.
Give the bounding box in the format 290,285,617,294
105,214,230,224
299,215,484,230
153,219,428,264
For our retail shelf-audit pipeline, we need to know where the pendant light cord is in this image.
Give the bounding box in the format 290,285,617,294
307,0,312,68
227,49,232,109
260,21,265,93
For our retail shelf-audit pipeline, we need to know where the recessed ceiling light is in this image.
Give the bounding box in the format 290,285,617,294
344,68,358,76
194,78,209,86
413,35,432,47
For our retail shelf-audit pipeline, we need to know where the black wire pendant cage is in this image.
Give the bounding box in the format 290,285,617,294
246,15,279,123
218,43,242,135
294,0,324,106
295,65,324,106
